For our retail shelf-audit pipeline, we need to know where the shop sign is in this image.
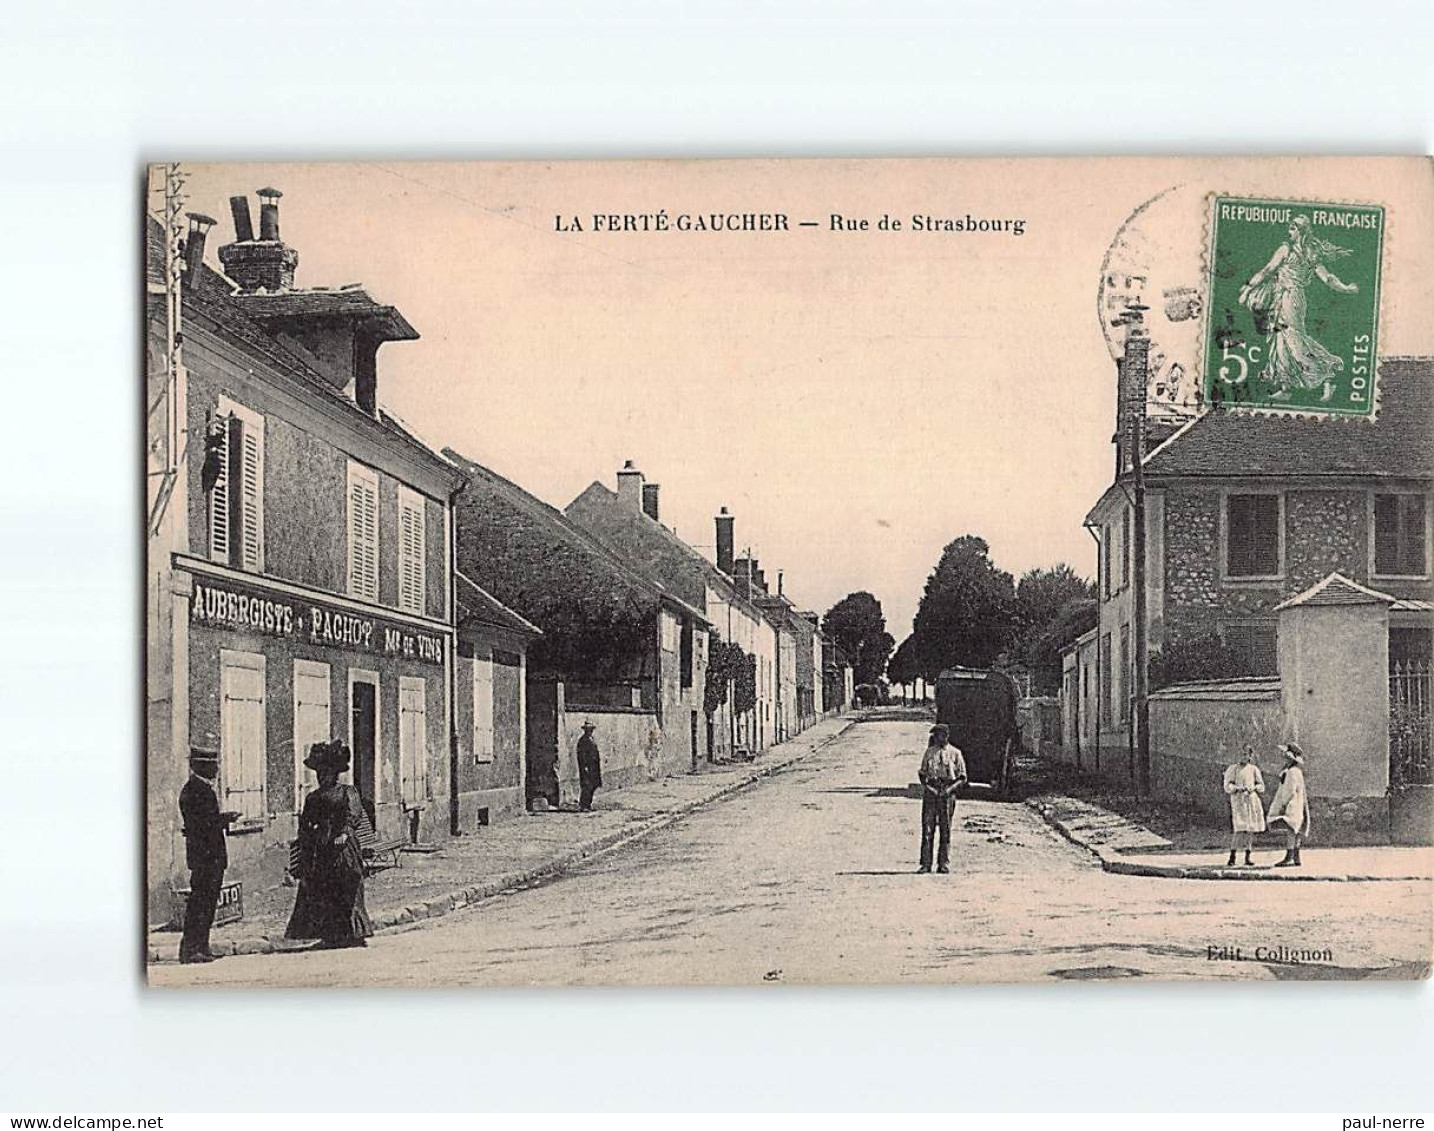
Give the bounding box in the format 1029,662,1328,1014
189,574,444,665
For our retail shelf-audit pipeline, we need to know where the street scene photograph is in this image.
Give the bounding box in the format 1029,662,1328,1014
143,156,1434,988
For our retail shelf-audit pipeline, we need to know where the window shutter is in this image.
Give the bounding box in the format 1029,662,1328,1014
239,422,264,571
292,661,331,812
347,464,379,601
209,415,231,563
398,678,428,803
398,490,426,613
473,656,494,764
220,653,266,822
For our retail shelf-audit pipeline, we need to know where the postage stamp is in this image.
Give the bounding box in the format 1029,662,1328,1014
1203,196,1384,416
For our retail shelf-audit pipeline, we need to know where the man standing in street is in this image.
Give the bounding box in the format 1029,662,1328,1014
576,720,603,812
178,736,240,963
917,723,967,874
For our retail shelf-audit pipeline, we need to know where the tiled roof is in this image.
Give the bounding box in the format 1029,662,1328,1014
456,572,542,638
235,288,418,341
1148,677,1282,701
445,450,709,628
1274,572,1396,611
1141,358,1434,479
565,482,759,623
146,216,456,481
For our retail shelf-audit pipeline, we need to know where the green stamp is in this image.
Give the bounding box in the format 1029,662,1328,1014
1204,196,1383,416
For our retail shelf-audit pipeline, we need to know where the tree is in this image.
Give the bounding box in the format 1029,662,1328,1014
1024,597,1098,696
886,635,920,688
910,535,1018,675
1015,565,1096,643
822,591,896,688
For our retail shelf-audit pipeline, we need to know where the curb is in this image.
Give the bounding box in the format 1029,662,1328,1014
1025,798,1429,883
149,719,854,964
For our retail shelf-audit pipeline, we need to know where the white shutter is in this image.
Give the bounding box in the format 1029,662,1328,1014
220,650,266,822
398,677,428,804
292,660,331,812
347,462,379,602
398,487,426,613
209,415,230,563
240,420,264,571
472,655,494,764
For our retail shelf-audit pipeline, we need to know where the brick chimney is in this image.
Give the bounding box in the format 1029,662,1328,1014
182,212,217,286
715,507,734,575
218,187,298,292
617,460,644,511
642,482,660,521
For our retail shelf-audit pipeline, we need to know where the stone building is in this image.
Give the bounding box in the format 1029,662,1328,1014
145,191,480,918
1068,358,1432,794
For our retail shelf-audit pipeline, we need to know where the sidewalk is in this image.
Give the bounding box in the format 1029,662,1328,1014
1028,793,1434,882
148,713,855,963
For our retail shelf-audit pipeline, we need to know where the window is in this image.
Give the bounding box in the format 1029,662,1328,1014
472,654,494,764
1375,494,1429,577
1225,493,1282,578
679,617,694,688
398,486,427,613
1118,624,1131,724
1221,621,1279,676
292,660,331,812
1121,507,1132,590
1099,633,1113,726
346,461,379,602
398,676,429,806
219,650,266,823
208,399,264,571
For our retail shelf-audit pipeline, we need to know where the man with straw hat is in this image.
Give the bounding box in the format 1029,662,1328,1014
576,720,603,812
177,734,240,963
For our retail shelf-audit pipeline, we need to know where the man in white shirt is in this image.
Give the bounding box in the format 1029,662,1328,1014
918,723,968,874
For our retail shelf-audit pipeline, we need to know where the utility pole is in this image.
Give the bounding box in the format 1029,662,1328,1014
1122,302,1152,794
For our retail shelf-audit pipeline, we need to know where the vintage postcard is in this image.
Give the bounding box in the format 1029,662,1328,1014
144,157,1433,987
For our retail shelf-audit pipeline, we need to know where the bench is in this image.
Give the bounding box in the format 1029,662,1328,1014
358,824,406,874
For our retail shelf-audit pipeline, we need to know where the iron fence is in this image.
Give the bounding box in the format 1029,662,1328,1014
1390,658,1432,786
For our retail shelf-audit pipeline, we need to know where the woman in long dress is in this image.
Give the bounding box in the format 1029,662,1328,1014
1223,745,1265,867
1238,214,1359,403
1266,742,1312,868
286,740,373,949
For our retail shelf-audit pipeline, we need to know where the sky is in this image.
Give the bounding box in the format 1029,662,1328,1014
169,158,1434,637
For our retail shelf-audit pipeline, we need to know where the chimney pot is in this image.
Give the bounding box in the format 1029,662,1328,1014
616,460,645,510
641,482,660,521
257,186,283,241
228,195,254,242
182,212,216,285
715,507,735,575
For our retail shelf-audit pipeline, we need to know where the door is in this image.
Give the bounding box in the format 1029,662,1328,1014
350,674,378,826
690,710,699,772
292,660,331,812
219,650,266,823
399,676,429,807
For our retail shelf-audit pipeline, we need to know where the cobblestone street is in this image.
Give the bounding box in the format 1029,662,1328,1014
151,716,1433,988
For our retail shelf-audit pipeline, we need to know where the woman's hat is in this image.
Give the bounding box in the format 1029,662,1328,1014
303,740,351,773
1280,741,1306,763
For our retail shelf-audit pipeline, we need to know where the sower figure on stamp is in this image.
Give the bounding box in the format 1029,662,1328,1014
1266,742,1311,868
178,735,240,964
576,720,603,812
917,723,967,874
1223,744,1265,867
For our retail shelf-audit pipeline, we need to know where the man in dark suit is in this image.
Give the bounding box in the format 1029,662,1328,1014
576,721,603,812
178,737,240,963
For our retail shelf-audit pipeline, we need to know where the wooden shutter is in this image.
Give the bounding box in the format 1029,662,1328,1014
209,415,230,563
292,660,331,812
220,651,266,822
398,677,428,804
398,488,426,613
347,463,379,601
472,655,494,764
239,420,264,570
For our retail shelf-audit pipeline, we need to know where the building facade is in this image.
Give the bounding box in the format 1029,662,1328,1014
146,192,466,918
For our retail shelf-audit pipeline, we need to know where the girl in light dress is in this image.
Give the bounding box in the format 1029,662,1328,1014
1223,745,1265,867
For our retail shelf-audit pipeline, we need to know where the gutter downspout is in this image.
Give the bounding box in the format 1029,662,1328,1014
1084,519,1103,777
447,478,466,838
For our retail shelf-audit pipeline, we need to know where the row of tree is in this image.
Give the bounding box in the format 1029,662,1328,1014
885,535,1096,696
